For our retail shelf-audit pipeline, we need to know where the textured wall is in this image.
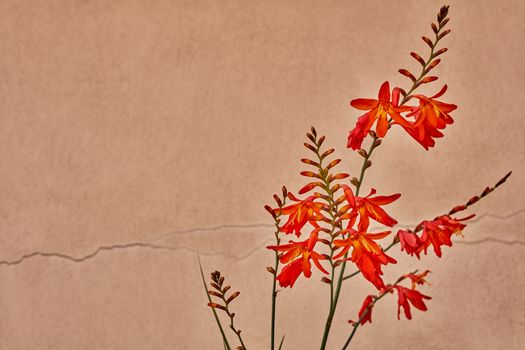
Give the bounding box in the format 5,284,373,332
0,0,523,349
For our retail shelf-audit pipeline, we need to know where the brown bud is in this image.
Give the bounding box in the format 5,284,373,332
365,160,372,169
495,171,512,187
420,76,438,84
298,182,320,194
449,204,467,215
427,59,441,70
399,69,416,82
301,158,320,167
304,142,317,153
273,194,282,207
373,138,382,147
222,285,231,293
466,196,480,206
320,148,335,159
226,291,240,304
327,158,342,169
330,184,341,192
438,29,451,40
282,186,288,198
431,22,438,33
334,259,343,267
433,47,448,57
318,238,331,245
318,135,325,146
422,36,433,48
368,130,377,138
306,132,316,144
321,277,332,284
333,173,350,180
311,126,317,137
300,171,320,178
208,290,222,297
410,51,426,66
211,282,221,290
219,276,224,285
266,266,276,274
350,177,360,187
264,205,276,218
481,187,492,197
208,302,227,311
358,149,368,158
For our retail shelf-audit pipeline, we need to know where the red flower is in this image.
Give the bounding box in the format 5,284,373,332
398,229,422,258
418,215,474,257
342,185,400,232
277,193,325,237
399,215,474,258
334,229,396,289
348,81,412,150
267,230,328,288
406,270,431,290
402,85,456,150
357,295,375,325
394,285,431,320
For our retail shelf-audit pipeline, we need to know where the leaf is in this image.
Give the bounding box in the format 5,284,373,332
278,334,286,350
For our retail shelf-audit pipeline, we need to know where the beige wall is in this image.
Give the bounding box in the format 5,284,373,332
0,0,523,349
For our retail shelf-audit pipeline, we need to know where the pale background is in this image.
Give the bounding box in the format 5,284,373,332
0,0,523,349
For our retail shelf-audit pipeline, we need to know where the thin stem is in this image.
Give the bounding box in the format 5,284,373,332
270,197,286,350
271,251,278,350
319,137,379,350
341,274,411,350
220,294,247,349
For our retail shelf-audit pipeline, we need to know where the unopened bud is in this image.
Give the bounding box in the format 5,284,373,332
321,277,332,284
358,149,368,158
350,177,360,186
267,266,276,274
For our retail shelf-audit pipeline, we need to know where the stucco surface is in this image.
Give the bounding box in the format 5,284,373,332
0,0,523,349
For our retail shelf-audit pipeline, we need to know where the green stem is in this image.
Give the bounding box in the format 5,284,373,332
319,137,379,350
270,196,286,350
271,249,279,350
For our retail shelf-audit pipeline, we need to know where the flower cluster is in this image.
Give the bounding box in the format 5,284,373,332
203,6,511,350
266,139,402,290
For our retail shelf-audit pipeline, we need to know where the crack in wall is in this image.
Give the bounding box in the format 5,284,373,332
0,208,523,268
147,208,525,242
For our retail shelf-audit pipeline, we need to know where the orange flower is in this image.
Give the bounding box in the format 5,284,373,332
277,193,326,237
342,185,400,232
418,215,474,257
402,85,456,150
348,81,412,150
334,229,396,289
394,285,431,320
267,230,328,288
